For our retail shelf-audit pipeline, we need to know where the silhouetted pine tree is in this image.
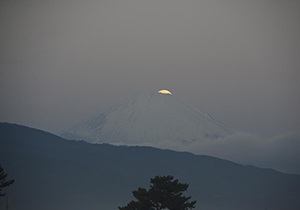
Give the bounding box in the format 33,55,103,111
0,165,14,197
119,175,196,210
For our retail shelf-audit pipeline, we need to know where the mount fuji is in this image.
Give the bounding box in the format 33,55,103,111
61,91,234,145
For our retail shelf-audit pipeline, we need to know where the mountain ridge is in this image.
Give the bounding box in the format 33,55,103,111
1,122,300,210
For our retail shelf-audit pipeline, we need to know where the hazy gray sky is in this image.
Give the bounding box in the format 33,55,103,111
1,0,299,137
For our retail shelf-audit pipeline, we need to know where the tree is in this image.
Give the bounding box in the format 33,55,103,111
119,175,196,210
0,165,14,197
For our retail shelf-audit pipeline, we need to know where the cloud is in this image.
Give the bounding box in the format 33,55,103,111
140,132,300,174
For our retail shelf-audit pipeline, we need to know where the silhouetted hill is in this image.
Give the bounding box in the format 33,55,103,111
0,123,300,210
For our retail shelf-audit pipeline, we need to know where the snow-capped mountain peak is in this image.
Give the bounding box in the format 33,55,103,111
61,91,233,145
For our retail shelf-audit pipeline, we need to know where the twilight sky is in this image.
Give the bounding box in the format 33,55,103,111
0,0,300,137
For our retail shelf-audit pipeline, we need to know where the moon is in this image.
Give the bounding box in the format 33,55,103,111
158,89,172,95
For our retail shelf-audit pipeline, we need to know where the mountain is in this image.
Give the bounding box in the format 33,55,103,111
1,123,300,210
61,91,233,145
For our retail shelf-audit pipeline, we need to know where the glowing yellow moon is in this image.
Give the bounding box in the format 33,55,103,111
158,89,172,95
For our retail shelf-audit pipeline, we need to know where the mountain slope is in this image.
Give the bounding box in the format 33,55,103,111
61,91,233,144
1,123,300,210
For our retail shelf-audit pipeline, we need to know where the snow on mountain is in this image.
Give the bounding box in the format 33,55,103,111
61,91,234,145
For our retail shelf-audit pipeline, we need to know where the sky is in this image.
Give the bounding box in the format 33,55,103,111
0,0,300,138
